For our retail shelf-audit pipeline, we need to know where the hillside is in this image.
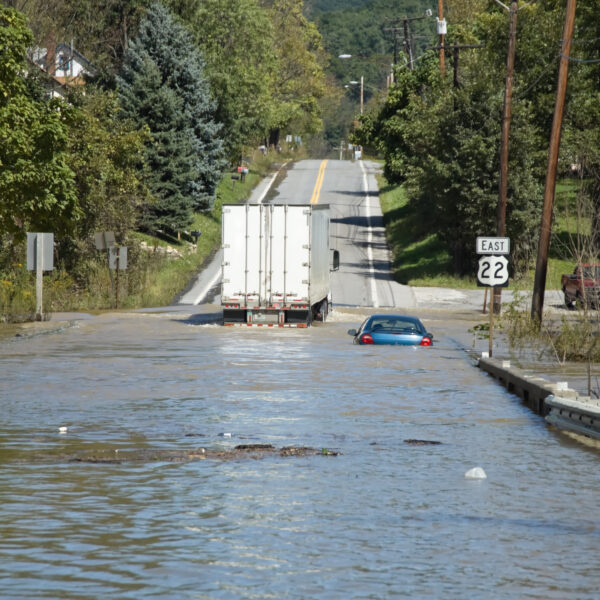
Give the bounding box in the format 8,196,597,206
313,0,436,149
304,0,371,15
315,0,436,86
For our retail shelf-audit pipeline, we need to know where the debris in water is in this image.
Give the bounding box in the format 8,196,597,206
59,426,68,434
219,432,232,438
235,444,274,451
14,445,341,465
464,467,487,479
403,439,441,445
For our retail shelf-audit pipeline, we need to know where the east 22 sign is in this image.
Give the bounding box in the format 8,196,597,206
477,255,509,287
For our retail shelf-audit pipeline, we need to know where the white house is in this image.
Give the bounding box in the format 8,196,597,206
30,41,95,91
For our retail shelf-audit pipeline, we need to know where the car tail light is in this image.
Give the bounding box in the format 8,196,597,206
360,333,374,344
420,336,432,346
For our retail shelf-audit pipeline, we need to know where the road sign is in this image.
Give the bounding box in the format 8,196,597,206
108,246,127,270
476,236,510,255
477,255,509,287
94,231,116,251
26,232,54,271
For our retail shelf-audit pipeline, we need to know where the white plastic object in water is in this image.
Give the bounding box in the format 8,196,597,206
59,426,68,434
465,467,487,479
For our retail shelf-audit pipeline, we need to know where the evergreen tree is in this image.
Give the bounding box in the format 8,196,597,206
117,2,223,233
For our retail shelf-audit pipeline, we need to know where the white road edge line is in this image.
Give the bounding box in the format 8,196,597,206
257,170,280,204
189,262,222,306
360,160,379,308
190,167,281,305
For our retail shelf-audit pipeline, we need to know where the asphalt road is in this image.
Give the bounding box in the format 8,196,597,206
177,158,564,314
178,159,416,309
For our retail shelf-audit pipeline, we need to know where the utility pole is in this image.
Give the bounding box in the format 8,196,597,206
431,44,485,88
438,0,445,77
385,11,433,72
493,0,519,315
403,18,414,69
360,75,364,115
531,0,577,322
383,25,401,67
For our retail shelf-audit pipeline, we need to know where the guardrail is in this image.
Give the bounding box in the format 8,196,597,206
474,354,600,441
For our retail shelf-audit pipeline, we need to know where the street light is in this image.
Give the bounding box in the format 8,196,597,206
339,55,364,115
347,77,364,114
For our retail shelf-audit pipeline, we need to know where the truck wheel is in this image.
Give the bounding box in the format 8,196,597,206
321,300,328,322
314,299,328,322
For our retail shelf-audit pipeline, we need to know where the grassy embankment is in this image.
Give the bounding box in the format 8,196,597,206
377,174,579,290
0,151,290,319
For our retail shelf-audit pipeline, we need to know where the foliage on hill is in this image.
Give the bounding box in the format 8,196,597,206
311,0,435,146
0,8,78,242
117,2,224,233
353,0,600,277
0,0,332,316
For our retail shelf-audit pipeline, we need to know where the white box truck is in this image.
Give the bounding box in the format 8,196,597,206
221,203,338,327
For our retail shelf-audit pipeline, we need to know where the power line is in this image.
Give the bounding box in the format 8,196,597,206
560,53,600,63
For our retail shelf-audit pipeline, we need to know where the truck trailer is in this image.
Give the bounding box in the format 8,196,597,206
221,203,338,327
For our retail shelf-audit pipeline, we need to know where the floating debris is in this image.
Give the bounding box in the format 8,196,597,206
219,432,232,438
464,467,487,479
234,444,274,451
12,444,341,465
58,426,68,434
70,457,121,464
403,439,441,446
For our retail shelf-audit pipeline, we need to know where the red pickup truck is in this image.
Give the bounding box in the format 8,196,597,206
561,264,600,308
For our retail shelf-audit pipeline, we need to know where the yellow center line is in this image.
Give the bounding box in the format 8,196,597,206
310,159,328,204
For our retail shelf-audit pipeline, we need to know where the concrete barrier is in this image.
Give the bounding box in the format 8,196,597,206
476,356,577,415
474,354,600,441
545,396,600,441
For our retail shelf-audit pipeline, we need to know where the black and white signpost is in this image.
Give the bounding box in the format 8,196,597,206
476,237,510,357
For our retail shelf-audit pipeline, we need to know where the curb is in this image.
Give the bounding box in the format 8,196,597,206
473,353,600,441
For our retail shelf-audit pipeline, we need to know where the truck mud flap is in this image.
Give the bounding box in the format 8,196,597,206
286,310,311,326
223,309,246,324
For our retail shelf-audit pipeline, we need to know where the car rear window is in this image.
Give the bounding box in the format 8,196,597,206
369,318,422,333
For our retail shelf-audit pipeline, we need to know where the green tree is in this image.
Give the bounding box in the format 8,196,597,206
0,7,78,241
60,88,149,267
4,0,151,76
118,2,223,232
182,0,279,158
355,50,544,275
407,79,542,274
263,0,328,145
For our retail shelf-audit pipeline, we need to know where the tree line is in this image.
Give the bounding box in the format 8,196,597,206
352,0,600,277
0,0,331,308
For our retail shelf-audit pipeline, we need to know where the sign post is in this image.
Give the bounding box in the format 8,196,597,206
108,245,127,308
27,233,54,321
476,237,510,357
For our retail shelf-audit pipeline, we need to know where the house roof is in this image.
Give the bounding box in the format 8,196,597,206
54,43,96,74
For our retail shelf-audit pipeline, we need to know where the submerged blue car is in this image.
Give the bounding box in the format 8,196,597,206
347,314,433,346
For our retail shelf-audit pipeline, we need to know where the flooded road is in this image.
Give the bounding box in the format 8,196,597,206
2,308,600,599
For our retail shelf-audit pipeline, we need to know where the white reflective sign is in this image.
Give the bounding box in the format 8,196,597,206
476,236,510,255
477,255,509,287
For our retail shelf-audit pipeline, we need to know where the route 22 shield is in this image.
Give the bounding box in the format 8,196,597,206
477,255,509,287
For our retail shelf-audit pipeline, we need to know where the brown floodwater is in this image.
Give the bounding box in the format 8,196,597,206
1,307,599,599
